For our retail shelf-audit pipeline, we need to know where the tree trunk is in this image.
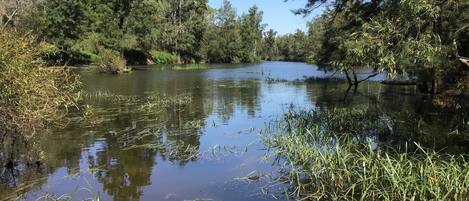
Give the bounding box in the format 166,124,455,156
352,70,358,91
345,71,353,86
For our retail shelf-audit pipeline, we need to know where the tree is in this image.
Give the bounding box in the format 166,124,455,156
297,0,469,93
239,5,264,63
261,29,278,61
276,30,308,61
203,0,243,63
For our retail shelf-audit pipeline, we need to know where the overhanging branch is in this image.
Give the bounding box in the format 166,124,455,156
357,73,379,83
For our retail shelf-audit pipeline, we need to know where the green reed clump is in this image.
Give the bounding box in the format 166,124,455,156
171,64,209,70
263,108,469,200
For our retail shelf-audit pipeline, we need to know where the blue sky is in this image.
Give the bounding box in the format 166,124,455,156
208,0,324,35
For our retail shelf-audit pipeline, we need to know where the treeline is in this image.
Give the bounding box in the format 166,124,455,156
261,29,311,62
1,0,266,65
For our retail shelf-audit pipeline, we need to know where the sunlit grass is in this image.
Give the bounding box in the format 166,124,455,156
263,108,469,200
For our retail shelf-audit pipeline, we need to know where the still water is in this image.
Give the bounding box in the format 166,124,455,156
1,62,468,200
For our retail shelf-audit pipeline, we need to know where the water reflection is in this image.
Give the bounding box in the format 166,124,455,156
306,80,469,153
1,62,468,200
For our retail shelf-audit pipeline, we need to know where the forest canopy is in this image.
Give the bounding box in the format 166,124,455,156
1,0,269,65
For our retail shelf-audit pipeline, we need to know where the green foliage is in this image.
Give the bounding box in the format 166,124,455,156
79,50,100,63
149,50,179,64
17,0,268,65
203,0,243,63
264,108,469,200
276,30,309,62
239,5,264,63
260,29,279,61
97,48,128,74
300,0,469,92
0,29,80,156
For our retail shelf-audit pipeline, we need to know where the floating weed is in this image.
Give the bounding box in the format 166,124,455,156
224,127,256,136
265,77,289,84
245,70,270,75
263,108,469,200
183,120,204,130
34,176,102,201
171,64,209,70
234,171,262,183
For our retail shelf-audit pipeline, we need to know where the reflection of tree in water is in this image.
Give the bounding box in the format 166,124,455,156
1,73,264,200
0,129,88,199
90,141,156,201
212,80,261,122
77,92,205,200
80,78,262,200
306,81,469,153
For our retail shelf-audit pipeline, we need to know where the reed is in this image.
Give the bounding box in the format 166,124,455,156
263,108,469,200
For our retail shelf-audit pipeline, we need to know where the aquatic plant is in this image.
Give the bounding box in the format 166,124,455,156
171,64,209,70
263,108,469,200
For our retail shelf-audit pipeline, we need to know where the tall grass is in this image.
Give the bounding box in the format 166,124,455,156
263,108,469,200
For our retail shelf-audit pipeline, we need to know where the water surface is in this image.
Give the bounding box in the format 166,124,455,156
1,62,468,200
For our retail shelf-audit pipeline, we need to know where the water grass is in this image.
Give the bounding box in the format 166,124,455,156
263,108,469,200
171,64,209,70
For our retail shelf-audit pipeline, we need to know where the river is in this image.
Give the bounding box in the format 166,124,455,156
1,61,468,200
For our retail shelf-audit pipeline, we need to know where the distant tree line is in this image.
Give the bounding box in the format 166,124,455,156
1,0,268,65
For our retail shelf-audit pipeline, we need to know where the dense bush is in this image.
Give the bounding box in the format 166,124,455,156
149,50,179,64
0,29,80,160
97,48,128,74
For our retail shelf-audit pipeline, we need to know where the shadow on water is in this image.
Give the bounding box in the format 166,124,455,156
1,62,468,200
306,78,469,153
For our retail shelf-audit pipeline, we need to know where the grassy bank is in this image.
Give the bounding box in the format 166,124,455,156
263,108,469,200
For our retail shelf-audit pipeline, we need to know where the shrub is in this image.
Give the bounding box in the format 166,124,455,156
97,48,128,74
149,50,179,64
0,29,80,161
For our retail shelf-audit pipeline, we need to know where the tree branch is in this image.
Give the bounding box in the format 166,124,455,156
1,0,20,30
454,40,469,69
357,73,379,83
459,56,469,69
